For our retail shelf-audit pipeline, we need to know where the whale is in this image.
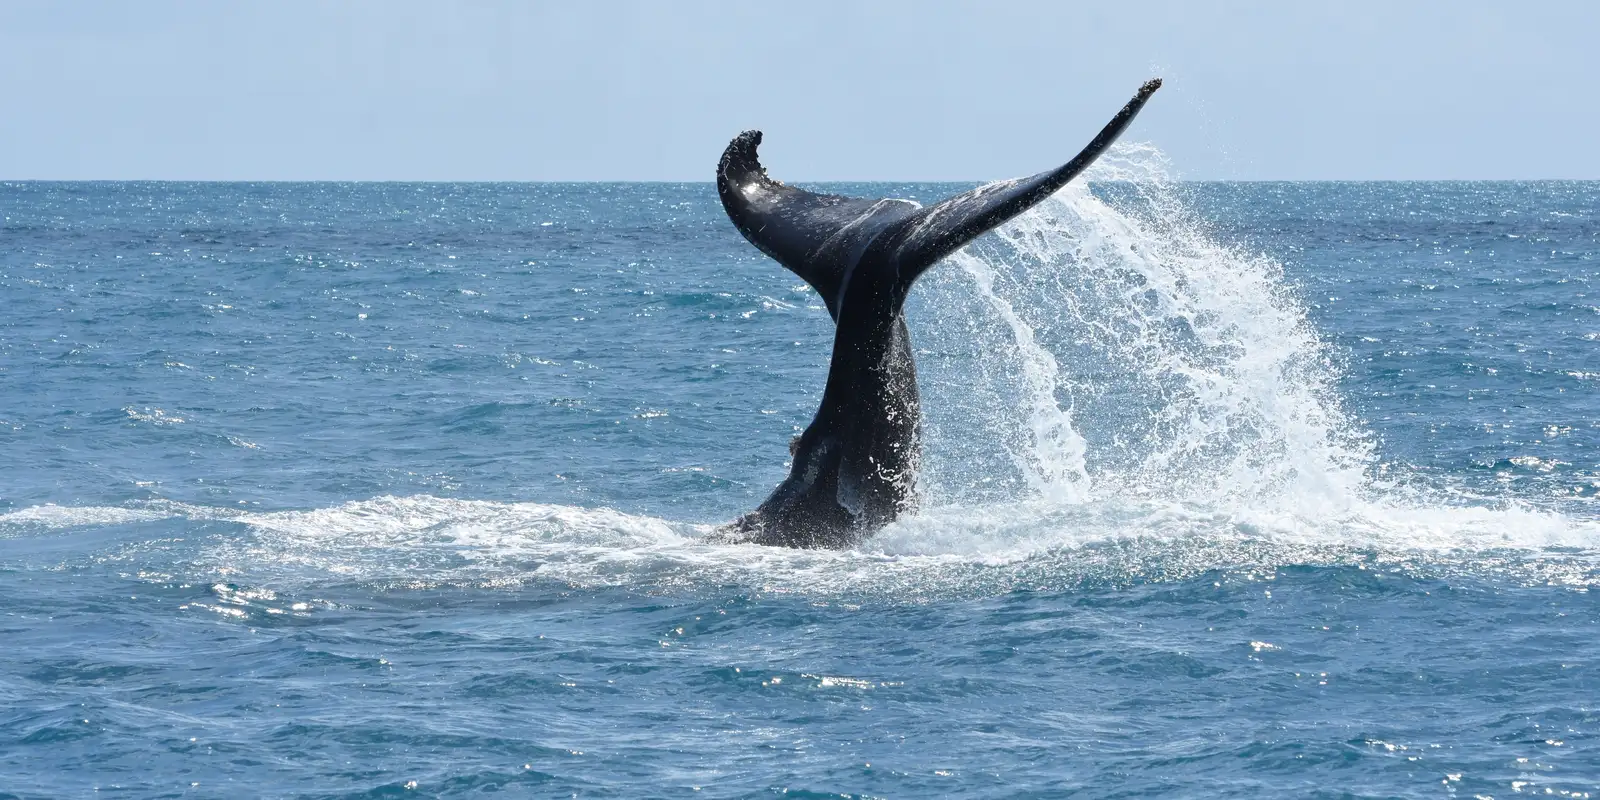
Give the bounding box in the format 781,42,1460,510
715,78,1162,548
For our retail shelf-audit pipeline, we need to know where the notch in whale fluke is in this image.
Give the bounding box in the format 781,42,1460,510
717,78,1163,304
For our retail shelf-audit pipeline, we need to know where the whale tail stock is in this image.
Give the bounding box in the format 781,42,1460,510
716,78,1163,304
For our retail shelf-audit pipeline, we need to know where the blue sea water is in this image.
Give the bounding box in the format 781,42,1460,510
1,155,1597,797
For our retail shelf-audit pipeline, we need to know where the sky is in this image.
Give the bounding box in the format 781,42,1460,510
1,1,1596,181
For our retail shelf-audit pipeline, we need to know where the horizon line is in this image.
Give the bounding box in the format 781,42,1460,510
5,177,1600,185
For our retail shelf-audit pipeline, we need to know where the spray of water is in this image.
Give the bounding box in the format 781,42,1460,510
914,143,1370,517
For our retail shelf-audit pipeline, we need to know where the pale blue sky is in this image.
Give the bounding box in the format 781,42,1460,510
1,1,1595,181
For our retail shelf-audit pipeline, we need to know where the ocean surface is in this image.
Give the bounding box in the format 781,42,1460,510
2,154,1597,797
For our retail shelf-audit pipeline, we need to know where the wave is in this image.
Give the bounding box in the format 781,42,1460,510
3,494,1597,604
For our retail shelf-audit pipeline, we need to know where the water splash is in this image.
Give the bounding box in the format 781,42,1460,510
890,144,1598,580
946,249,1091,504
914,143,1370,516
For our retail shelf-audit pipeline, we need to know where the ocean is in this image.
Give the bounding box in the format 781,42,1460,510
2,153,1597,797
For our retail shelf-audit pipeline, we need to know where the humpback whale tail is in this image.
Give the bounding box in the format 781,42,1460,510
717,78,1163,315
715,79,1162,548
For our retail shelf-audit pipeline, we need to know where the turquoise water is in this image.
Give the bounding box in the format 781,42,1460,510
2,162,1597,796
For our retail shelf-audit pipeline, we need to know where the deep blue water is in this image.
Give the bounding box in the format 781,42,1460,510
1,170,1597,797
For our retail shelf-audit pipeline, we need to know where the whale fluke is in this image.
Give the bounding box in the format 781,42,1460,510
718,78,1162,318
716,79,1163,548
